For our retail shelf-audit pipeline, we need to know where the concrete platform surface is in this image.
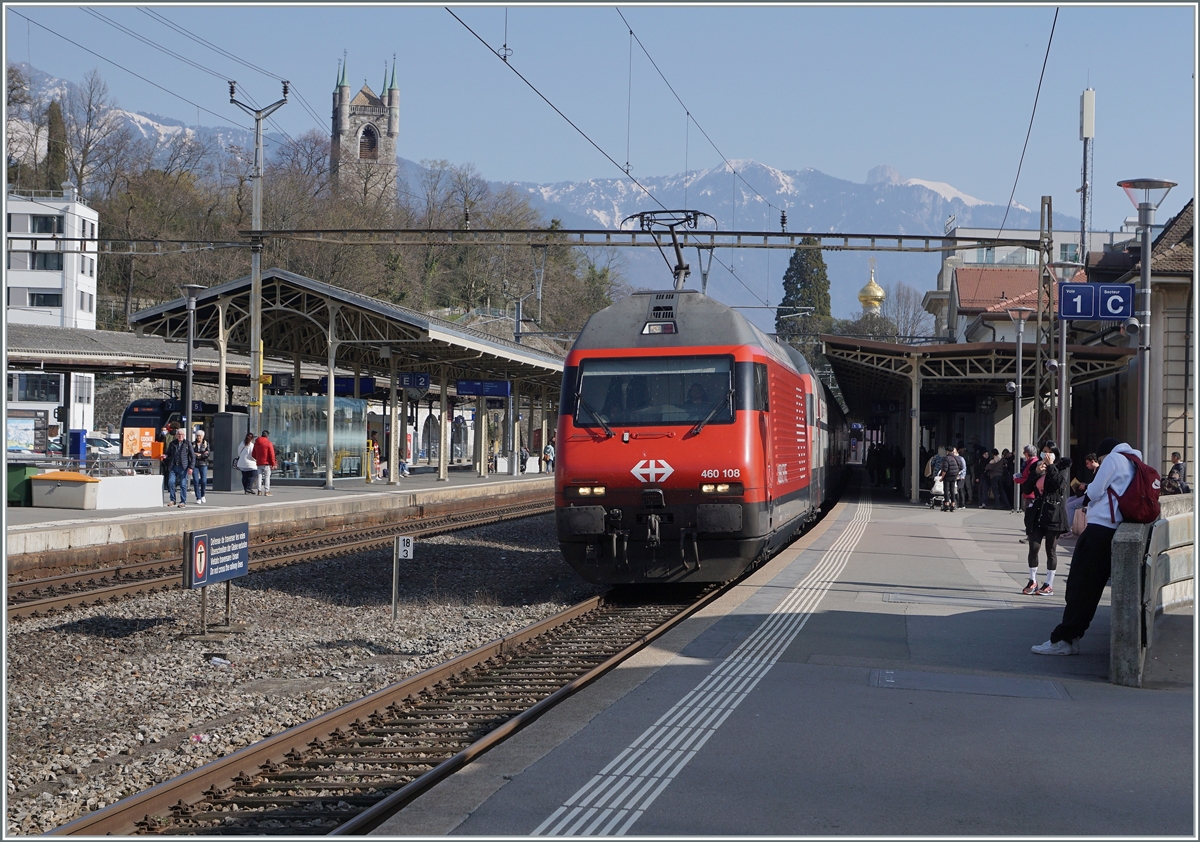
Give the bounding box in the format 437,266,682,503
374,488,1195,837
5,468,552,562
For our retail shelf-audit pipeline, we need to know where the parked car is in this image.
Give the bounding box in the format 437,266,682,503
86,436,121,456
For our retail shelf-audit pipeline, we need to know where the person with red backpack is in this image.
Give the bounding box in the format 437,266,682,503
1032,437,1159,655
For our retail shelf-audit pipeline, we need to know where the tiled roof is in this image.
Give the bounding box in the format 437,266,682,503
953,266,1057,312
1147,199,1194,275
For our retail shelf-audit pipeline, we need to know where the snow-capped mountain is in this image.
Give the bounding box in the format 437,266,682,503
13,63,1073,324
8,63,258,162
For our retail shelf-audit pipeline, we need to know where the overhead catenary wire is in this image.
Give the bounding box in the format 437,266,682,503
76,7,302,153
446,7,666,213
8,9,251,132
972,6,1058,308
995,7,1059,239
137,7,328,132
449,8,770,306
615,7,780,216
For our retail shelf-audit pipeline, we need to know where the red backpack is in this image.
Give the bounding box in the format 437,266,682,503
1106,452,1162,524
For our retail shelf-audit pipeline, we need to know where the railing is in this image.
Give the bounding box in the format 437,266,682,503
11,454,152,477
1110,493,1195,687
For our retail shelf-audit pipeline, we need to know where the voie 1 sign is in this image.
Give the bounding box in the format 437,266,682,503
185,522,250,589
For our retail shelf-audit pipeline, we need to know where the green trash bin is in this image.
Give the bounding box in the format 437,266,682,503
7,463,40,507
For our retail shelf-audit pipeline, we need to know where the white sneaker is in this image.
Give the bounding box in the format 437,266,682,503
1031,638,1079,655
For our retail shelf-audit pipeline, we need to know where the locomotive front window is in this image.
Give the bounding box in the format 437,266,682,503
576,356,734,427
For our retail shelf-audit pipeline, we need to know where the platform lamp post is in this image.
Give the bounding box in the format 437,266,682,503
1117,178,1176,458
181,284,206,435
1006,306,1033,513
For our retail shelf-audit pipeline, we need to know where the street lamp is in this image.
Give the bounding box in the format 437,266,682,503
1117,178,1175,458
181,284,206,435
1006,306,1033,513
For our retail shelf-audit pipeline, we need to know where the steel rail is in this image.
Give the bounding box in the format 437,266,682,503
7,500,552,620
331,584,725,835
49,584,723,836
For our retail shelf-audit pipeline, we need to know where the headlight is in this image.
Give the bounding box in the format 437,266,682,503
700,482,743,495
568,485,606,497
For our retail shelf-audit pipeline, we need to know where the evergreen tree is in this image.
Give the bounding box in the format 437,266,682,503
44,100,67,192
775,238,833,368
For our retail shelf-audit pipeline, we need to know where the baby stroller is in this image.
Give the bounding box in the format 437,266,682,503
928,474,946,509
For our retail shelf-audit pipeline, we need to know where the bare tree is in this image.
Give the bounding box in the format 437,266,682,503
882,280,933,338
6,63,48,190
63,69,127,196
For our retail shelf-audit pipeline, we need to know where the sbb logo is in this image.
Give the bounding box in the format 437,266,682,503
631,460,674,483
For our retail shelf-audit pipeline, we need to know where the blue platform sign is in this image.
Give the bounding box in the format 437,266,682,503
1059,283,1134,321
316,376,377,396
1097,285,1134,320
456,379,511,397
185,522,249,589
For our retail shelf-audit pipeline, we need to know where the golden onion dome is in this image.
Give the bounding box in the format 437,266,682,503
858,265,886,311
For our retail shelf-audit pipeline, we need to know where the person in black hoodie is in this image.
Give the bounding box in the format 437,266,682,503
1020,452,1071,595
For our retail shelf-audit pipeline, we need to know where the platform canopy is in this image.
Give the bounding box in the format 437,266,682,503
821,335,1135,419
821,334,1135,503
129,267,564,391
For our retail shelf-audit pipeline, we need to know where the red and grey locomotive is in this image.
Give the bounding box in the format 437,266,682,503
555,288,848,584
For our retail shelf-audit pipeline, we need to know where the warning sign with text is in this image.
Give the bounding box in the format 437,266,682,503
185,522,249,589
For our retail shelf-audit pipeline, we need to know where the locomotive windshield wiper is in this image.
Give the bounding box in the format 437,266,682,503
691,388,734,436
577,394,614,438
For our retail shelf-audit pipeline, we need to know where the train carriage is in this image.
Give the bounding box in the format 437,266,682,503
556,289,847,584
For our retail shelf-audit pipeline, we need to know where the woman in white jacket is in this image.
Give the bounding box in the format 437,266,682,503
236,432,258,494
1032,437,1139,655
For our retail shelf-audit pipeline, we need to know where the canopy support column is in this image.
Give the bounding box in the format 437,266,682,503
509,380,520,476
908,353,923,504
476,395,488,477
216,300,228,413
540,386,549,473
400,385,408,477
388,354,399,486
324,304,339,490
438,365,449,481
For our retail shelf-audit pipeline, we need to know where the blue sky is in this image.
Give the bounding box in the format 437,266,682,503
6,3,1196,231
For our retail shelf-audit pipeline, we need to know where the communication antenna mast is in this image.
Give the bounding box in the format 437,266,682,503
1079,89,1095,262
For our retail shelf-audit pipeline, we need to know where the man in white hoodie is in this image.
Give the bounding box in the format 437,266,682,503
1032,437,1138,655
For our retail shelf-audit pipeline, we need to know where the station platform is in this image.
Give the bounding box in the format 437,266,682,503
5,466,553,572
377,485,1195,837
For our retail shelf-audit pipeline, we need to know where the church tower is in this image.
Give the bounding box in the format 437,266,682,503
330,57,400,203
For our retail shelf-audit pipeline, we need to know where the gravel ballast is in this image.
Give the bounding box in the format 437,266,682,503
5,514,602,835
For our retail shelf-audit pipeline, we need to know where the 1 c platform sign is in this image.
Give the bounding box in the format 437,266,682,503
185,522,249,589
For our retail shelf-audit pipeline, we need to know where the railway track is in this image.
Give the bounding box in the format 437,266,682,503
7,500,553,621
50,585,722,836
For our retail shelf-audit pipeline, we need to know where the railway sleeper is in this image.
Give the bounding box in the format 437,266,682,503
252,772,436,786
295,754,458,766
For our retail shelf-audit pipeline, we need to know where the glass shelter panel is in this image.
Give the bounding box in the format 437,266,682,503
262,396,367,479
576,356,733,427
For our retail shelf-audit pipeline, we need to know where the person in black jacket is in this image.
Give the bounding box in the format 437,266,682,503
1020,452,1070,595
939,446,961,512
162,428,195,507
